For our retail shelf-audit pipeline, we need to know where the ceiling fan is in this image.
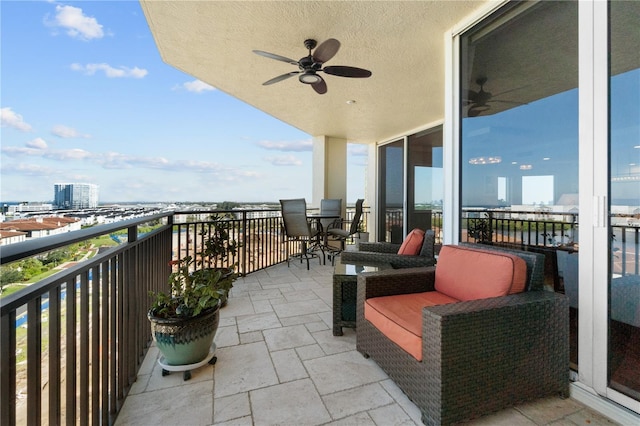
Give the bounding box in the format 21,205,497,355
464,77,527,117
253,38,372,95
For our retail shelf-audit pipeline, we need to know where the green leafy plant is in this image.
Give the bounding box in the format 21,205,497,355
149,214,241,319
467,214,493,243
149,256,233,319
198,214,241,269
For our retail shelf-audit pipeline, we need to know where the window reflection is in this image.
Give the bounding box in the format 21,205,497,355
460,0,579,366
608,0,640,401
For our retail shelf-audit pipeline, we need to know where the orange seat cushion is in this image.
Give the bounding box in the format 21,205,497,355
365,292,459,361
435,245,527,301
397,228,425,255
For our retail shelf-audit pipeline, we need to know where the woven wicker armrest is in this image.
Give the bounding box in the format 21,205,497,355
357,267,436,300
341,251,435,268
419,291,570,424
357,242,401,253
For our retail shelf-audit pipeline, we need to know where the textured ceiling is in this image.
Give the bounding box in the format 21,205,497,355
140,0,487,144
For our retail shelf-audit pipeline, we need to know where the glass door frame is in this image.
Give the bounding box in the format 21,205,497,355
586,0,640,413
444,0,640,416
377,122,444,243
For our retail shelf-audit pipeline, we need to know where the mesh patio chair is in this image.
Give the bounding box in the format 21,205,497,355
326,198,364,264
280,198,323,270
319,198,342,232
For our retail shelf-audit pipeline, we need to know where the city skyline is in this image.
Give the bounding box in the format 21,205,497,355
1,1,367,204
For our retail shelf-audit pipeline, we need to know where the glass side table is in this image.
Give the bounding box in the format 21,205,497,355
332,262,391,336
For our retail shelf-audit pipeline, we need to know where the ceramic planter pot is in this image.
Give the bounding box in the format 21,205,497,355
148,301,220,365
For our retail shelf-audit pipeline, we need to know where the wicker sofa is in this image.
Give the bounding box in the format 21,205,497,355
341,230,436,268
356,244,569,425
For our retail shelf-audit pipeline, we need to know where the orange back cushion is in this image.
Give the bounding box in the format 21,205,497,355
397,228,425,255
435,245,527,300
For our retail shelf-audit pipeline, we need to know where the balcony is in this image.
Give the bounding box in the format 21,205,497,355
0,209,630,425
115,260,613,426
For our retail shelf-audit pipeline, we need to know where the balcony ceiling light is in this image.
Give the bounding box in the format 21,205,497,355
299,71,322,84
520,164,533,170
469,156,501,165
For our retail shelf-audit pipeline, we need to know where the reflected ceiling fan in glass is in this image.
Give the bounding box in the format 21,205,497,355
464,76,528,116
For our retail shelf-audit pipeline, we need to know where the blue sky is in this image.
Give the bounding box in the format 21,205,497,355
1,1,367,204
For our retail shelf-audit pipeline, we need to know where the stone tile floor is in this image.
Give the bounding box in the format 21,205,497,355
115,259,619,426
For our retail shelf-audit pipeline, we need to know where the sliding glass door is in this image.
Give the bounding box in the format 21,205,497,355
459,0,580,365
608,0,640,401
456,0,640,413
378,139,404,243
378,128,444,244
408,128,443,244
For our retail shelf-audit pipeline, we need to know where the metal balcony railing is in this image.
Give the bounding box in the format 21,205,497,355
0,206,370,425
2,205,636,425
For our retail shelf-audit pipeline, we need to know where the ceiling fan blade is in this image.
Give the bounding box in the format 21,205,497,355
312,39,340,63
323,66,372,78
489,99,528,105
464,89,479,102
467,108,482,117
253,50,299,65
262,71,299,86
491,84,531,98
312,77,327,94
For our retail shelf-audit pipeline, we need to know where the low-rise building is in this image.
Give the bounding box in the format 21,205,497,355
0,217,81,241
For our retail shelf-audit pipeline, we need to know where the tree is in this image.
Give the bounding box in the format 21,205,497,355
20,258,44,280
0,266,25,293
218,201,239,211
43,248,69,266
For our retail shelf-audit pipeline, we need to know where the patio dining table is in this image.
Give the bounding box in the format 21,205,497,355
307,213,341,262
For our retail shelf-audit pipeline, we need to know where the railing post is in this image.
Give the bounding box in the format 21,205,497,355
241,211,248,276
1,312,16,425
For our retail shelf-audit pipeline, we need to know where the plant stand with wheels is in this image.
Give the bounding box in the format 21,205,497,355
158,344,217,381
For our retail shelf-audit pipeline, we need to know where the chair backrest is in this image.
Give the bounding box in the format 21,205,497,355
348,199,365,235
320,198,342,229
280,198,312,237
459,243,545,291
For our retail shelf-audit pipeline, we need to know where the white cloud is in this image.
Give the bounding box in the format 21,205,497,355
53,5,104,41
1,107,33,132
1,146,44,156
257,139,312,152
71,63,148,78
264,155,303,166
46,148,93,161
180,80,216,93
1,163,58,176
51,124,91,138
348,144,368,156
26,138,48,149
1,142,262,185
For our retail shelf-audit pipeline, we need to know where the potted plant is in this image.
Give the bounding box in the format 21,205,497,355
354,221,369,250
467,212,493,244
197,214,241,306
148,255,233,366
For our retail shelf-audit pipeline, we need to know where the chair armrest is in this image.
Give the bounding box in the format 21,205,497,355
341,251,435,268
389,255,436,269
358,242,401,253
423,290,565,320
357,267,436,300
420,291,570,419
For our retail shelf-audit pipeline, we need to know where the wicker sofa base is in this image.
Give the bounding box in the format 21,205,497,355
357,275,569,425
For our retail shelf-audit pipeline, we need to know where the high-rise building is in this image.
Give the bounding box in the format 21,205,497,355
54,183,99,209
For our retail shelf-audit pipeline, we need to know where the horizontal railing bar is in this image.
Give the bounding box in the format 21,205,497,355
1,212,170,265
0,224,171,315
